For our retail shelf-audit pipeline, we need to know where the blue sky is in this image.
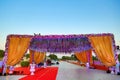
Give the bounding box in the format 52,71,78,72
0,0,120,50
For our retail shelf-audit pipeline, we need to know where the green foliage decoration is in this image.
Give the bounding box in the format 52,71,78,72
21,61,29,67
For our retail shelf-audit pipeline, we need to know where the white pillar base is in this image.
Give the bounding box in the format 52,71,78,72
44,62,47,68
86,62,89,69
30,63,35,75
31,72,34,75
111,70,115,74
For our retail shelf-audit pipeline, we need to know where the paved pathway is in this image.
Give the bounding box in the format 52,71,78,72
0,75,25,80
0,61,120,80
56,61,120,80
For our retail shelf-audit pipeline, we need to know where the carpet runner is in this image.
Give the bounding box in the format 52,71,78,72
19,67,58,80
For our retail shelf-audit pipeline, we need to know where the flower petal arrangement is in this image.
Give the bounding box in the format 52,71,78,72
29,35,92,53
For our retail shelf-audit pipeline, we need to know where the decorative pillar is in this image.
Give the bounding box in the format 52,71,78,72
110,66,115,74
9,66,14,74
2,56,7,75
115,60,119,74
86,51,90,69
115,47,120,74
43,54,47,68
30,51,35,75
86,62,90,69
2,36,9,75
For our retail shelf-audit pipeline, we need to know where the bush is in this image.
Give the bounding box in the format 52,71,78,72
118,54,120,62
62,56,72,60
92,56,98,60
25,54,30,59
0,50,4,58
49,54,58,60
21,61,29,67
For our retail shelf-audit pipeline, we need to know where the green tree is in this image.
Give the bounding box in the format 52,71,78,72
49,54,58,60
92,56,98,60
118,54,120,62
71,54,77,60
62,56,67,60
61,56,70,60
25,53,30,59
0,50,4,58
21,61,29,67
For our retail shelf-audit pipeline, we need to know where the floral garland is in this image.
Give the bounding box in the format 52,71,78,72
5,33,116,54
29,35,92,53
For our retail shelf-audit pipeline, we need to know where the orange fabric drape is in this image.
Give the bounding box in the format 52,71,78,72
88,35,116,67
7,37,31,66
75,50,93,64
29,50,46,64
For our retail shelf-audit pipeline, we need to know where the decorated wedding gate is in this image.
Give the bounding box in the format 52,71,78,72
2,33,117,75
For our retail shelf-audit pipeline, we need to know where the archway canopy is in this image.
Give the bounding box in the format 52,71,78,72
4,33,116,67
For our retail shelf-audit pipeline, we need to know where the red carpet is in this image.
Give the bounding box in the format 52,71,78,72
14,67,30,75
91,64,108,71
19,67,58,80
67,61,108,71
1,67,28,74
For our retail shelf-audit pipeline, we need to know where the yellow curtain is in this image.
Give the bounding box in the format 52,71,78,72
75,50,93,64
88,36,116,67
7,37,31,66
29,50,34,63
75,51,87,63
29,50,46,64
89,50,93,65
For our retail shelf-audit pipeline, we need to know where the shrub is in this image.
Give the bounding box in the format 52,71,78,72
92,56,98,60
25,54,30,59
0,50,4,58
48,54,58,60
118,54,120,62
21,61,29,67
